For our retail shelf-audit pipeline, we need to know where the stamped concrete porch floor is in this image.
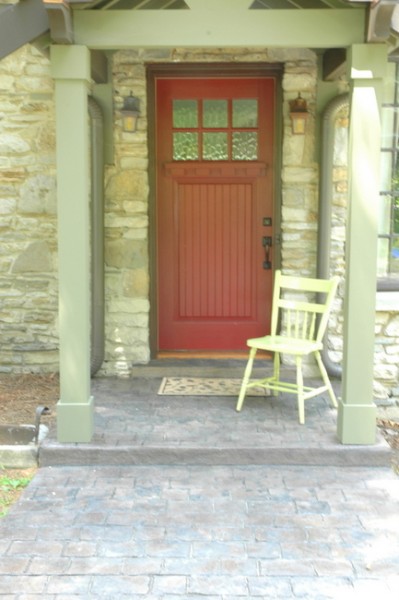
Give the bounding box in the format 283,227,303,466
39,360,392,468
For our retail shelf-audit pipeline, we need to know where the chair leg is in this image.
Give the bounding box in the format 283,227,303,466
296,355,305,425
236,347,257,412
315,351,338,408
273,351,280,393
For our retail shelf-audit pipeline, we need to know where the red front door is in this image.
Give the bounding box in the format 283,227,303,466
156,76,275,351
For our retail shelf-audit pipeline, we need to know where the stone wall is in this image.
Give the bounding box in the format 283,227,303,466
326,107,347,369
101,53,150,375
327,106,399,403
0,43,398,402
281,52,318,278
375,305,399,402
0,45,58,373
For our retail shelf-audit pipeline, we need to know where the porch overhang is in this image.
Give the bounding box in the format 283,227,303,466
72,9,367,49
1,0,398,61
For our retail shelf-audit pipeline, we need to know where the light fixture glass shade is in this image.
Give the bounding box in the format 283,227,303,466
121,92,140,132
289,94,308,135
290,112,308,135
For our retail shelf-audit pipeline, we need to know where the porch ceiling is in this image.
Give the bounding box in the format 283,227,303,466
68,0,370,10
0,0,49,60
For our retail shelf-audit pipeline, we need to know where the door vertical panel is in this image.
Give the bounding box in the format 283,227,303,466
214,185,223,317
176,181,254,321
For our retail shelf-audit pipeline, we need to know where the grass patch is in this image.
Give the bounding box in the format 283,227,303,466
0,467,36,517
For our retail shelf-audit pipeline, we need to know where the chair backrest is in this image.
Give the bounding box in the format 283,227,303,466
270,270,339,343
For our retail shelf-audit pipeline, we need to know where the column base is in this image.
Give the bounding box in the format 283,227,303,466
337,399,377,445
57,396,94,443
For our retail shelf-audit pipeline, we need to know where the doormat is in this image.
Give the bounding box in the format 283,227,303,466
158,377,269,397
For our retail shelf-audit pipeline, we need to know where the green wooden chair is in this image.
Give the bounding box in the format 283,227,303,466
236,270,340,424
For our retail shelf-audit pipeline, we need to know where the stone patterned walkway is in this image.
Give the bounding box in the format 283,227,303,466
1,464,399,598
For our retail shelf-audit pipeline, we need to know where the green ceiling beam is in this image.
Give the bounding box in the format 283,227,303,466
73,8,366,49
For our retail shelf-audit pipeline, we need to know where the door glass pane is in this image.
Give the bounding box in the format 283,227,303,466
203,100,228,128
203,132,228,160
173,100,198,128
232,99,258,128
382,62,397,105
378,194,392,235
380,151,394,190
381,108,395,148
232,132,258,160
394,156,399,194
390,236,399,274
377,238,389,277
394,196,399,234
379,62,399,280
173,132,198,160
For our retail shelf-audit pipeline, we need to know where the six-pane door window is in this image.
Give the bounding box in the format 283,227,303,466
172,98,259,161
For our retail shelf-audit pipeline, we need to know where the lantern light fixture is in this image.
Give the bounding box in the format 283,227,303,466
121,92,141,132
289,93,308,135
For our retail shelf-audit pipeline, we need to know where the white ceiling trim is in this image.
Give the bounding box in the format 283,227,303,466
185,0,252,9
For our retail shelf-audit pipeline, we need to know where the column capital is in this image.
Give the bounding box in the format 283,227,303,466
50,45,91,82
347,43,388,80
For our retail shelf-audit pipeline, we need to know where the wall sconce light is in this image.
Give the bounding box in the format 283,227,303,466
289,93,308,135
121,92,141,132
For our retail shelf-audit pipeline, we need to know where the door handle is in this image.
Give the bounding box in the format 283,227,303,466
262,236,272,270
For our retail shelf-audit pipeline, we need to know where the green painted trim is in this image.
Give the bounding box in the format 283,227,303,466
52,45,94,443
337,400,377,445
92,80,114,165
73,9,366,50
57,397,94,443
348,43,388,80
339,44,387,445
51,45,91,81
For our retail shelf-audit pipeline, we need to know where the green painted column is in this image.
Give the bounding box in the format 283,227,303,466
51,46,94,442
337,44,387,445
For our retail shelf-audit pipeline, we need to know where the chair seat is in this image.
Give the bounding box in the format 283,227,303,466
247,335,323,356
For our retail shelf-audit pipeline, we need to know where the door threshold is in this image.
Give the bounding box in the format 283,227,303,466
156,351,271,360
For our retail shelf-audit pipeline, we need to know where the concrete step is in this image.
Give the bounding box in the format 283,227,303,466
39,438,392,468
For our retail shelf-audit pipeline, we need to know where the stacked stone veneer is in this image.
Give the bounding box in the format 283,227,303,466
0,45,58,373
0,44,398,402
328,107,399,403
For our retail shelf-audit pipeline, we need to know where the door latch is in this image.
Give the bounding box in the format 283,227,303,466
262,236,272,270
